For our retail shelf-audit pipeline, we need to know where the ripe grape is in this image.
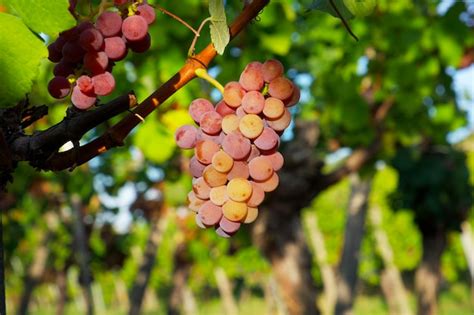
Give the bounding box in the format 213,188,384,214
83,51,108,74
264,151,284,171
227,161,250,180
212,150,234,173
239,61,264,91
216,227,233,238
188,191,205,213
96,11,122,37
247,145,261,162
198,201,222,226
209,185,229,206
79,28,104,51
222,200,248,222
128,33,151,53
227,178,252,202
254,127,279,151
192,177,211,199
266,108,291,132
263,97,285,119
216,100,235,116
285,82,300,107
262,59,284,82
247,182,265,207
243,207,259,224
200,111,222,135
189,156,206,177
248,156,274,181
175,125,198,149
62,41,85,63
48,76,71,99
53,61,75,77
268,76,294,100
48,42,62,62
104,37,127,61
202,165,228,187
137,4,156,24
195,140,220,164
223,82,245,108
71,85,96,109
122,15,148,41
221,132,251,160
241,91,264,114
76,75,94,94
92,72,115,96
195,214,207,229
189,98,215,123
197,129,224,144
219,216,241,233
239,114,264,139
254,172,279,192
221,114,240,135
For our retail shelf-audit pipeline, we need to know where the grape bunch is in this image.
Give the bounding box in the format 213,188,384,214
175,60,300,237
47,1,156,110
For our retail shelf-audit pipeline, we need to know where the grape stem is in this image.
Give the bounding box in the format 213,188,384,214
188,17,212,56
157,6,200,36
194,68,224,94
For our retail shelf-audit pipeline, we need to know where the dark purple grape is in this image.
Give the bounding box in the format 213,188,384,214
114,0,128,5
122,15,148,41
72,85,96,110
79,28,104,51
48,76,71,99
92,72,115,96
53,61,75,77
83,51,109,74
47,42,62,62
76,75,94,95
137,4,156,24
96,11,122,37
104,37,127,61
127,33,151,53
62,40,85,63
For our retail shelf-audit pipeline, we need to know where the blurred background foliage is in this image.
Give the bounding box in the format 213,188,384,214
0,0,473,314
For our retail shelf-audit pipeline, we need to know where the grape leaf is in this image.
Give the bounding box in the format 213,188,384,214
209,0,229,55
343,0,376,17
0,13,47,108
6,0,75,37
310,0,354,20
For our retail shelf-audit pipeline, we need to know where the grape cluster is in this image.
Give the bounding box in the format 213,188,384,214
47,1,155,110
175,60,300,237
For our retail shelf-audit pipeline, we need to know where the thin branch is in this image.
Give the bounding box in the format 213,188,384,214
188,17,212,56
157,6,200,36
329,0,359,41
43,0,271,171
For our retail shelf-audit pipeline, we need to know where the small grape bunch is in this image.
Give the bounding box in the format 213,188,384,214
175,59,300,237
47,1,156,110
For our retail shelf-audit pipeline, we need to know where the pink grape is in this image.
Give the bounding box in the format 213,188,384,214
262,59,284,82
104,37,127,61
197,129,224,144
247,145,261,162
83,51,108,74
192,177,211,199
247,182,265,207
221,132,251,160
137,4,156,24
241,91,264,114
235,106,246,118
248,156,274,181
122,15,148,41
215,100,235,116
48,76,71,99
71,85,96,110
254,127,280,151
227,161,250,180
195,214,207,229
266,108,291,132
189,156,206,178
239,61,264,91
200,111,222,135
79,28,104,51
92,72,115,96
198,201,222,226
195,140,220,164
264,151,284,171
219,216,241,233
96,11,122,37
76,75,94,95
215,227,233,238
268,76,294,100
223,82,245,108
189,98,214,124
254,172,279,192
175,125,198,149
285,82,300,107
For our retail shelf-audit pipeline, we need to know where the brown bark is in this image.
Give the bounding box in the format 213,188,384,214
335,174,372,315
415,231,447,315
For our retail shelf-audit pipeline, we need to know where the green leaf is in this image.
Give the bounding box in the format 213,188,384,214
343,0,376,17
0,13,47,108
311,0,354,20
209,0,229,55
6,0,76,37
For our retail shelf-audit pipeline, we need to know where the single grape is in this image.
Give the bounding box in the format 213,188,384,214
254,172,279,192
227,161,250,180
215,226,233,238
127,33,151,53
198,201,222,226
209,185,229,206
71,85,96,110
62,40,85,63
192,177,211,199
253,127,279,151
239,61,264,91
96,11,122,37
219,216,241,233
247,145,261,162
83,51,109,74
53,61,75,77
195,140,220,164
189,156,207,178
137,4,156,24
222,200,248,222
241,91,264,114
92,71,115,96
215,100,236,117
266,108,291,132
248,156,274,181
188,191,206,213
76,75,94,95
104,36,127,61
195,214,207,229
211,150,234,173
264,151,284,171
200,111,222,135
221,132,251,160
221,114,240,135
197,129,224,144
79,28,104,51
122,15,148,41
202,165,228,187
188,98,215,124
285,82,300,107
262,59,284,82
243,206,259,224
268,76,293,100
223,81,245,108
227,178,252,202
48,76,71,99
175,125,198,149
247,182,265,207
263,97,285,119
47,42,62,62
239,114,264,139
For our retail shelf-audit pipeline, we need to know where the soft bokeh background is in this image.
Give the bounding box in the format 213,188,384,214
1,0,473,314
